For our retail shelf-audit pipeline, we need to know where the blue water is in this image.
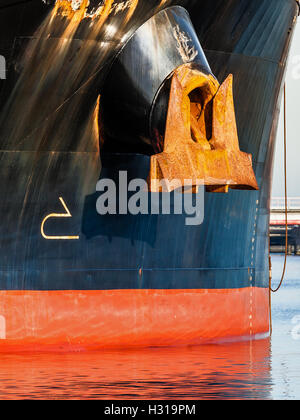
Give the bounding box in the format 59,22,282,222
0,254,299,400
269,255,300,400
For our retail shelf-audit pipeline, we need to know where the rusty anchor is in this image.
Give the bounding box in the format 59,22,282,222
149,64,259,193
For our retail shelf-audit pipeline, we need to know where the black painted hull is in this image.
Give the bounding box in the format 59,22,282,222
0,0,297,349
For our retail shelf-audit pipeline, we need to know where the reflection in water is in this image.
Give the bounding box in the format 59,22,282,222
270,255,300,400
0,340,271,400
0,255,299,400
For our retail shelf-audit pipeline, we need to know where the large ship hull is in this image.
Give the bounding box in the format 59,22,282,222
0,0,298,351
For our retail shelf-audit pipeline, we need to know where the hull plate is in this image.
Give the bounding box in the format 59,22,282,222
0,288,270,352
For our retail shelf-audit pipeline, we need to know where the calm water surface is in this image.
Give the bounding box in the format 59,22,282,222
0,254,299,400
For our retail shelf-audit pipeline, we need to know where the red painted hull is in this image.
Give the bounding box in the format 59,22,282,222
0,288,270,352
